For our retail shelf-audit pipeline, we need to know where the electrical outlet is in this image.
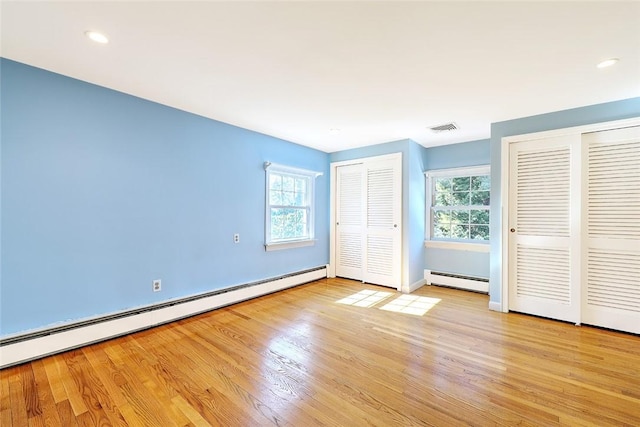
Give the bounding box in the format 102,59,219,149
152,279,161,292
234,233,240,243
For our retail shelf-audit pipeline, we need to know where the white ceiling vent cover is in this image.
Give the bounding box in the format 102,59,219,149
429,122,458,132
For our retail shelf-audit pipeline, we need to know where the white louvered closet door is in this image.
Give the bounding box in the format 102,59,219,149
363,156,402,288
582,126,640,334
508,135,581,323
336,164,365,281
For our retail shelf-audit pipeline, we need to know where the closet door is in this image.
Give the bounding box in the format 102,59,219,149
336,163,365,281
583,126,640,334
363,156,402,288
334,153,402,288
508,135,581,323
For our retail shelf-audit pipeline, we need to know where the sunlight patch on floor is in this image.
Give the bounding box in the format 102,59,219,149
379,295,441,316
336,290,394,308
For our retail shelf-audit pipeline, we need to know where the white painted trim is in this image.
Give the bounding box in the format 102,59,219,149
424,165,490,178
403,278,426,294
263,161,323,178
424,240,490,253
328,161,337,278
265,239,315,251
424,269,432,283
0,268,326,369
501,117,640,145
500,140,510,313
330,152,400,169
488,301,502,312
499,116,640,315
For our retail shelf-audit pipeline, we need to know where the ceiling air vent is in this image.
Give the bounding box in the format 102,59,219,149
429,122,458,133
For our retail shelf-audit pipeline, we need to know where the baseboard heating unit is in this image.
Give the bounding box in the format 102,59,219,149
0,266,326,369
425,270,489,293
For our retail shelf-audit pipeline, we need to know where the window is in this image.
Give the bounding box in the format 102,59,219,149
426,166,490,247
265,162,321,251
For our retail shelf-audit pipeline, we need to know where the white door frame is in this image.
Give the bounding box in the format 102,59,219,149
329,152,403,290
500,117,640,313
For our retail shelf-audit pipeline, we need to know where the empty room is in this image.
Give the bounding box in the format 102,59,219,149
1,1,639,426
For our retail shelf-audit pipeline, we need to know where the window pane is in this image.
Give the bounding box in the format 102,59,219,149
433,223,451,238
271,208,308,240
471,175,490,191
434,210,450,224
435,178,452,192
269,189,282,205
282,190,295,206
470,225,490,240
452,177,470,191
267,167,316,244
451,210,469,224
452,192,470,206
470,209,490,225
295,177,309,206
270,208,285,239
429,170,490,243
452,224,470,239
269,174,282,191
295,177,307,194
471,191,490,205
434,191,455,207
283,176,295,192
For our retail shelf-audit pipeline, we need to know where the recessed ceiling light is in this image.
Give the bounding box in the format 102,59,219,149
596,58,619,69
85,31,109,44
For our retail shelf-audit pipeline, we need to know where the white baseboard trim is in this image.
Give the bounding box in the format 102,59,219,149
424,269,489,294
0,267,326,369
403,278,427,294
488,301,502,312
424,269,432,284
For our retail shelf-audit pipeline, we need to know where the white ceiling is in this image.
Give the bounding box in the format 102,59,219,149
2,1,639,152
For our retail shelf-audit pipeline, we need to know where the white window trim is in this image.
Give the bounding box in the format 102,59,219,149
425,165,490,250
264,162,322,251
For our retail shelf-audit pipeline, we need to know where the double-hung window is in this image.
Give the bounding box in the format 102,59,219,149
264,162,321,251
425,166,490,248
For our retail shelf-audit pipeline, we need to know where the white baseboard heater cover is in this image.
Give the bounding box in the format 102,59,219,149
425,270,489,293
0,267,326,369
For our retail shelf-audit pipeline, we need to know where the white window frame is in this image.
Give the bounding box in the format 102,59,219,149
264,162,322,251
425,165,490,253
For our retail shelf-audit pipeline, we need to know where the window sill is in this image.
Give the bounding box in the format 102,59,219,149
424,240,490,253
265,239,316,252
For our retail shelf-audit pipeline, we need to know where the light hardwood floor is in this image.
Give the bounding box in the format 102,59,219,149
1,278,639,426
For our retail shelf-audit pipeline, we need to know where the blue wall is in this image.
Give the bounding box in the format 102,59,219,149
422,139,491,280
423,138,490,171
408,141,427,288
329,139,427,289
0,59,329,336
489,97,640,307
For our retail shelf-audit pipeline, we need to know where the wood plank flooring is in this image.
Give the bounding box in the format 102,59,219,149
2,277,639,426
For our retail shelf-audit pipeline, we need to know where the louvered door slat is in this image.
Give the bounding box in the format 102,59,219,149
516,147,570,237
509,135,579,323
367,168,394,228
335,164,364,280
339,171,362,227
583,126,640,334
363,155,402,288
